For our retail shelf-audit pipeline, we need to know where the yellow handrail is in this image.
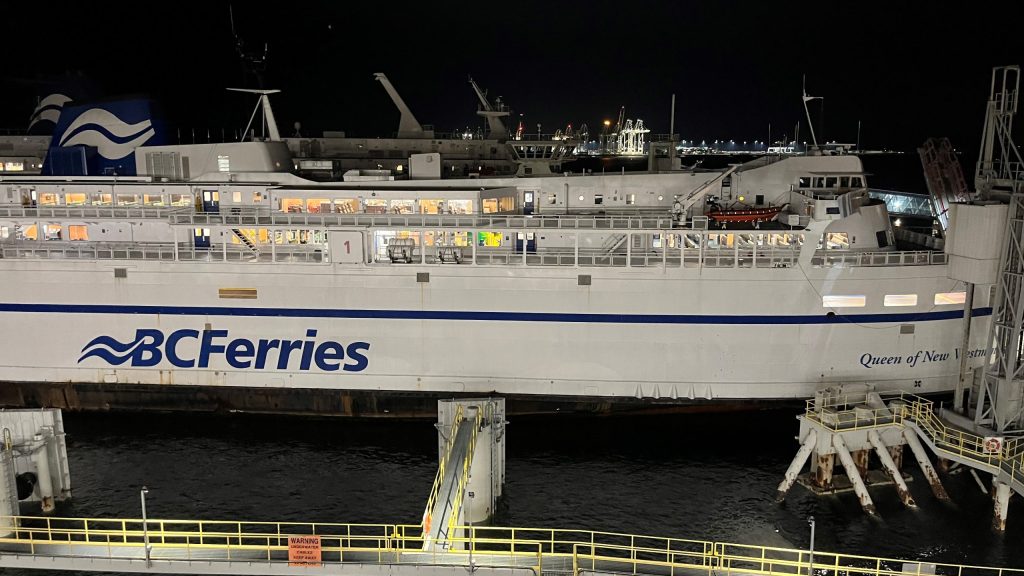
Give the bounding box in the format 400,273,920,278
1,514,1020,575
422,404,465,535
803,391,1024,488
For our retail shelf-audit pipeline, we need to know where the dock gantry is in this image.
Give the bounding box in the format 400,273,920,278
779,66,1024,532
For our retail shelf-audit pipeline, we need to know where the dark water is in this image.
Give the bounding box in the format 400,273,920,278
17,408,1022,574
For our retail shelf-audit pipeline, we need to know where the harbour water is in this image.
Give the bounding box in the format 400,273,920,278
23,405,1023,575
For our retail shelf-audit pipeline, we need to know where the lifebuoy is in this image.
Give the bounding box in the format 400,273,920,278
984,437,1002,453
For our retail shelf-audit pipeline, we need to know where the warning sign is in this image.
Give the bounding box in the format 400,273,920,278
288,535,322,566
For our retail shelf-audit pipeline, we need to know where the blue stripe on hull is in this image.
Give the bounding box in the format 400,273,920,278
0,303,994,325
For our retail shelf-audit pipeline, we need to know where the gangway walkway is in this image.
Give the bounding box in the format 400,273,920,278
421,404,482,548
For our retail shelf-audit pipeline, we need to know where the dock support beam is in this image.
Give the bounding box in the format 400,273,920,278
812,452,834,490
903,428,950,502
776,430,816,501
868,431,915,507
832,435,877,516
992,478,1012,532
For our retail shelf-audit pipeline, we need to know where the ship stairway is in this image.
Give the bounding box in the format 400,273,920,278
679,164,740,215
599,233,628,255
230,229,260,255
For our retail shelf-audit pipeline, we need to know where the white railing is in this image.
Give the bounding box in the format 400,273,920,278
0,240,948,270
812,250,947,267
167,209,677,230
0,206,180,219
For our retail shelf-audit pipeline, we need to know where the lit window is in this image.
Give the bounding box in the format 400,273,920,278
823,295,866,308
232,191,242,203
935,291,967,305
217,155,230,172
884,294,918,307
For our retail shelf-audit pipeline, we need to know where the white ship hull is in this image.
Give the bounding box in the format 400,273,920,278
0,258,990,410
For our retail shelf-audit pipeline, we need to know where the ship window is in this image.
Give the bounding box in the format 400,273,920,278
420,199,443,214
0,226,8,240
798,177,810,188
232,191,242,203
68,225,88,241
43,224,61,240
626,193,636,205
217,155,230,172
822,295,866,308
826,233,849,248
813,177,824,188
16,224,37,240
365,199,387,214
840,177,850,188
169,194,191,206
143,194,166,206
825,177,838,188
307,198,332,213
852,176,864,187
39,193,58,205
90,193,112,205
478,231,502,247
884,294,918,307
281,198,304,213
4,162,24,172
449,199,472,214
935,291,967,305
334,198,359,214
390,199,415,214
65,193,87,206
594,194,604,205
117,194,139,206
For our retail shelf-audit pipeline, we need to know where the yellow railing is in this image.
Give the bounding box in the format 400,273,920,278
446,404,486,539
804,391,1024,489
1,515,1020,575
422,404,465,536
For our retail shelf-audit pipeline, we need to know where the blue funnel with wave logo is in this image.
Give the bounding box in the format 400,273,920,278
42,97,167,176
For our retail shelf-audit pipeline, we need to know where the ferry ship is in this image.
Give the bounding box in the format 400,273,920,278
0,91,990,417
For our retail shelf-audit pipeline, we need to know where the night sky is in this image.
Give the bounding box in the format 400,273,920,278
4,1,1022,156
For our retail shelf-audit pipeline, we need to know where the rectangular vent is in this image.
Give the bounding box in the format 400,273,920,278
417,272,430,283
218,288,257,299
578,274,592,286
113,268,127,278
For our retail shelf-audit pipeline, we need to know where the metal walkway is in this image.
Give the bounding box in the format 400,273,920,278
868,189,934,218
1,514,1018,576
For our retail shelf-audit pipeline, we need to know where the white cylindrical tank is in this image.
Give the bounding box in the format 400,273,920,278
31,435,55,513
465,425,493,524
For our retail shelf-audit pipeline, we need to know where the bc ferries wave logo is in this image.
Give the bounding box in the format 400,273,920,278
78,329,370,372
58,108,155,160
28,93,73,133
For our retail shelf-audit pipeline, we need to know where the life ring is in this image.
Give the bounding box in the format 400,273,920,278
984,437,1002,453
